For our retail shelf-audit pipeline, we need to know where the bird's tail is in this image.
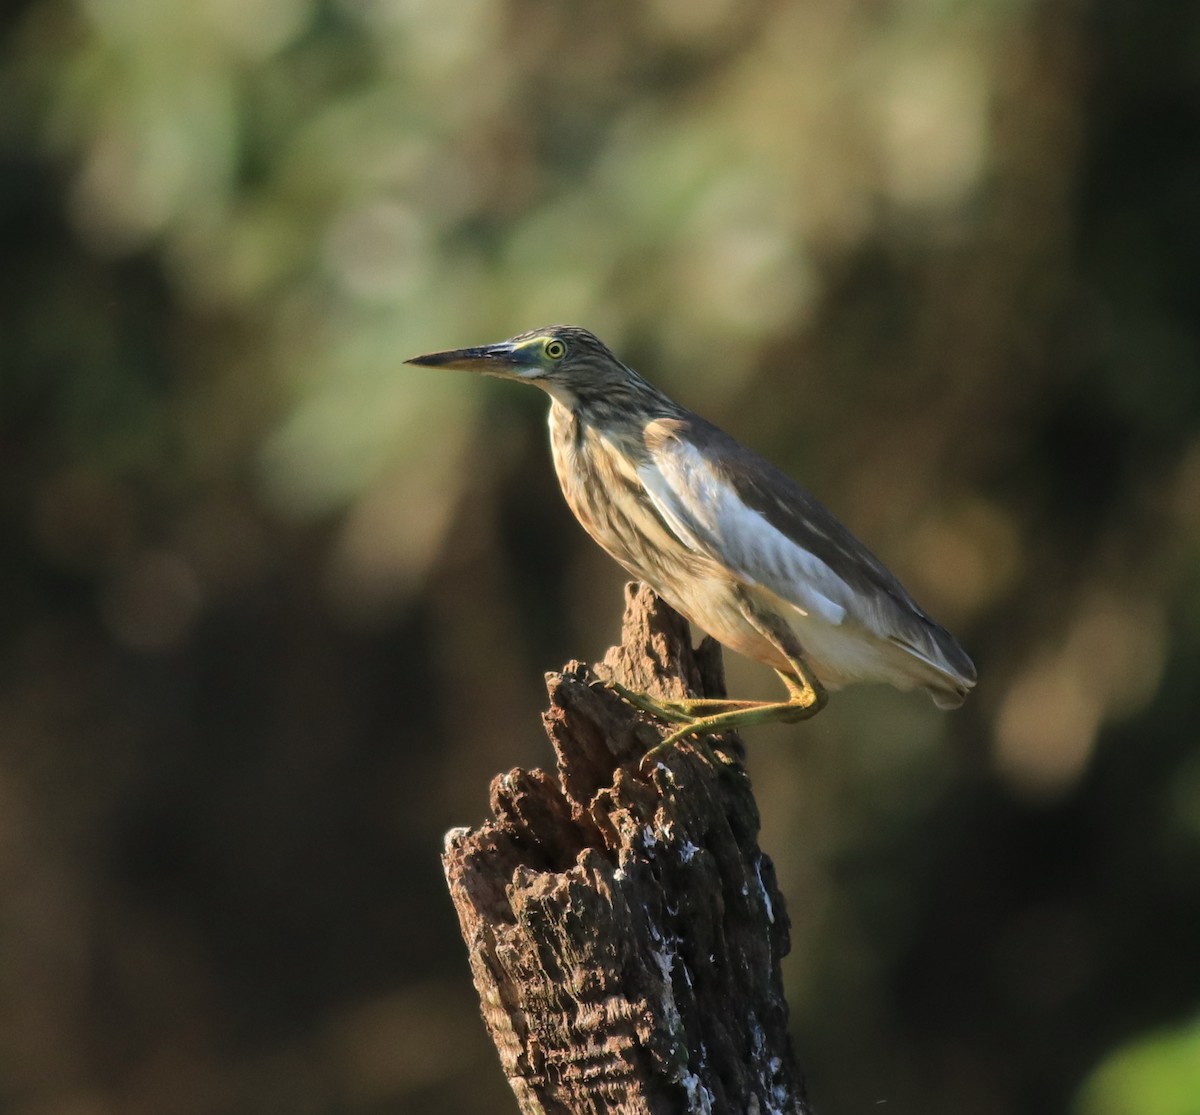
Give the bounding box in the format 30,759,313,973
889,619,977,709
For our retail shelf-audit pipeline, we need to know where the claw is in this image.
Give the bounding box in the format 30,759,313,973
602,674,821,772
602,678,697,723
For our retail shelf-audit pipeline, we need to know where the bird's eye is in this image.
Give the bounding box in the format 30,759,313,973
544,339,566,360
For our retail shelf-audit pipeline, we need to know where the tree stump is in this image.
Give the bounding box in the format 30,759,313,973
442,584,811,1115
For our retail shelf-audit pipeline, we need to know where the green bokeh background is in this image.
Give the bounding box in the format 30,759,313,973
2,1,1199,1112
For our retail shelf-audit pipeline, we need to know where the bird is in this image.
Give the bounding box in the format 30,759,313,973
406,326,976,754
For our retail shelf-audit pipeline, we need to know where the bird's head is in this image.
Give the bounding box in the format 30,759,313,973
405,325,635,410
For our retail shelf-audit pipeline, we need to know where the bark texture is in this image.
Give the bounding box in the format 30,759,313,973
442,584,810,1115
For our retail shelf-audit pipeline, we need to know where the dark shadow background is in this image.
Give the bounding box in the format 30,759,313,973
2,1,1199,1112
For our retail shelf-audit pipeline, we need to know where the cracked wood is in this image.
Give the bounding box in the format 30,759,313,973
442,583,811,1115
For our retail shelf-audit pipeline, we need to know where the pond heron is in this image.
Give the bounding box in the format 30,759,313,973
407,326,976,754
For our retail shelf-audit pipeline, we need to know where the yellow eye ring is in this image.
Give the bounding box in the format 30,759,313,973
544,339,566,360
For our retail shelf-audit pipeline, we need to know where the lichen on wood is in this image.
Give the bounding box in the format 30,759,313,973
442,583,811,1114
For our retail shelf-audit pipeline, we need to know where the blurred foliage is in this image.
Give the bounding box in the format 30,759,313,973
1077,1016,1200,1115
2,0,1199,1112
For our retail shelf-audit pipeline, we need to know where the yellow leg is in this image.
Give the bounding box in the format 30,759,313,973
637,661,826,768
604,677,764,722
602,593,829,765
602,657,827,767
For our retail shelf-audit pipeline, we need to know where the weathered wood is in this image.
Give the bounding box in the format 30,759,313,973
442,584,810,1114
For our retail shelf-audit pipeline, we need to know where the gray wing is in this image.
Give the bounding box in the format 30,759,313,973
637,416,976,686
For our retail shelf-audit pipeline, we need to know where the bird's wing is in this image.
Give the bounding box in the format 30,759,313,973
638,417,976,683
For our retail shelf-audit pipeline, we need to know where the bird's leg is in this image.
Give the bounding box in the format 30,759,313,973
631,600,828,767
603,677,763,723
639,659,827,768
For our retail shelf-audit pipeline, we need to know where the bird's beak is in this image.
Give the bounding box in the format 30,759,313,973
405,341,523,376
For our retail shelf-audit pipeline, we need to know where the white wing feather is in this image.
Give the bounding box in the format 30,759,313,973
637,435,850,627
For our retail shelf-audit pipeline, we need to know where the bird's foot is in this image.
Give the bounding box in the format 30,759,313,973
638,722,734,773
598,674,826,773
594,678,731,771
638,693,826,773
600,677,696,723
601,677,760,722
